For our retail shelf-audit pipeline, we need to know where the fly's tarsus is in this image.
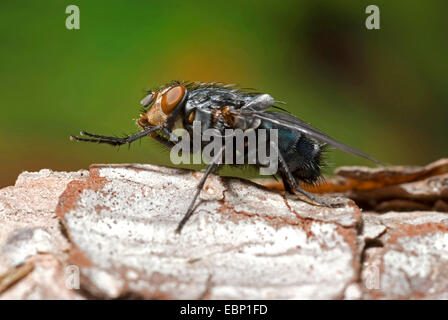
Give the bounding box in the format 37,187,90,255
80,131,124,141
70,126,163,146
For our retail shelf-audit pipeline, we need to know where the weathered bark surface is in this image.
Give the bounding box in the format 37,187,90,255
0,169,87,299
58,164,362,299
0,162,447,299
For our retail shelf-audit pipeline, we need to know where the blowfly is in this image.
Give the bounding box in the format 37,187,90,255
71,81,381,233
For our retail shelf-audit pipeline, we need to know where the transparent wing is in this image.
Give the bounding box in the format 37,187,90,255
249,110,383,165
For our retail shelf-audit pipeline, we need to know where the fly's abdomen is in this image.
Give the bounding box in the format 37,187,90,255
288,132,324,184
262,122,324,184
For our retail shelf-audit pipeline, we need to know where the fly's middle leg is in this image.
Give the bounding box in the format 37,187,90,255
175,147,224,234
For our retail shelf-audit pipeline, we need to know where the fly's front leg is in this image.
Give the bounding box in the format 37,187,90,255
147,127,179,149
175,147,223,234
150,134,176,149
70,126,163,146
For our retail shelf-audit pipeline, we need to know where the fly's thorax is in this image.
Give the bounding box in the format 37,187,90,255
138,84,187,128
233,114,261,130
183,104,262,134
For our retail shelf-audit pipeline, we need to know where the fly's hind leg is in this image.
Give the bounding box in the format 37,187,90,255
276,146,337,207
280,174,334,207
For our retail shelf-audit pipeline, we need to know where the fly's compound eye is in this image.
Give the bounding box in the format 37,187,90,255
161,85,186,114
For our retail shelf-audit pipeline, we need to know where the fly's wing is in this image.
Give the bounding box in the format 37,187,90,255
248,110,382,165
240,94,275,111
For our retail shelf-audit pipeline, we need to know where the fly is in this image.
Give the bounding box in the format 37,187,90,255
70,81,382,233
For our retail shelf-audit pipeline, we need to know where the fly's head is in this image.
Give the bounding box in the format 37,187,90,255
137,84,187,130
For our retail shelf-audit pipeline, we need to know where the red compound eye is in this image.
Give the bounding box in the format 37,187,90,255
161,85,186,114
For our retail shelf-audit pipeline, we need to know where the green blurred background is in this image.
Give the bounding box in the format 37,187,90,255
0,0,447,187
